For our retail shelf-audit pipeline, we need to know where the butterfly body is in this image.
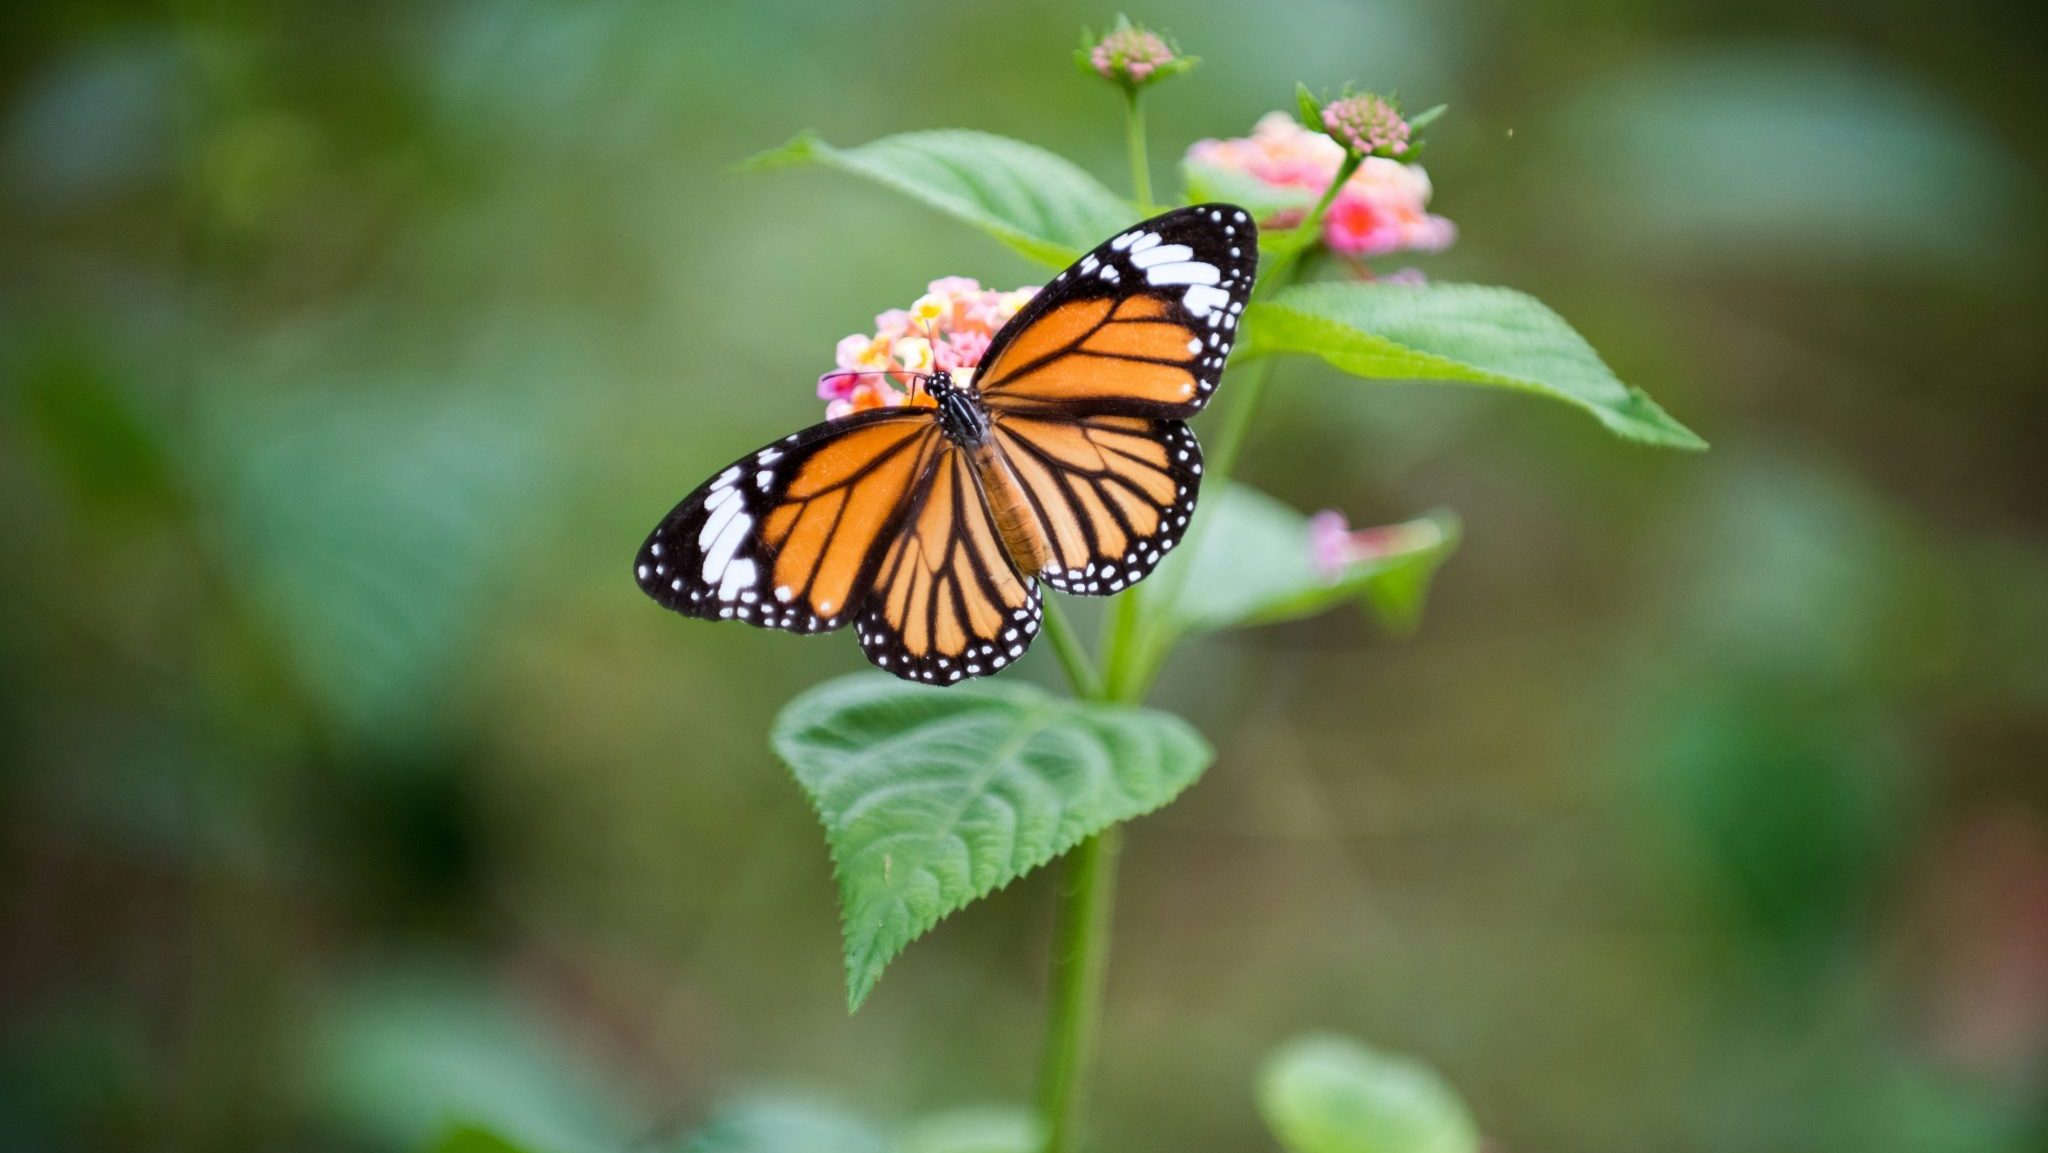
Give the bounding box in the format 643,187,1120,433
918,369,1053,574
924,370,990,446
637,204,1258,684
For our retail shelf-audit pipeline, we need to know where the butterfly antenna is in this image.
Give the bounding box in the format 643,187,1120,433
914,317,941,399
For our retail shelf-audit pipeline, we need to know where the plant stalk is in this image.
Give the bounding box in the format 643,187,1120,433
1040,598,1103,700
1035,822,1122,1153
1036,599,1142,1151
1123,87,1154,214
1256,151,1358,287
1033,79,1166,1153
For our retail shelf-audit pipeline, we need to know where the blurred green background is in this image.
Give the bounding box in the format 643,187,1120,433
4,2,2045,1150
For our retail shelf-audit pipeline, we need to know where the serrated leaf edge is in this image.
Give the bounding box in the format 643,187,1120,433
771,677,1212,1011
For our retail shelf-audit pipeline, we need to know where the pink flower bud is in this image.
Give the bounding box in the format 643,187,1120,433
1310,509,1447,578
1321,92,1412,159
1081,21,1190,89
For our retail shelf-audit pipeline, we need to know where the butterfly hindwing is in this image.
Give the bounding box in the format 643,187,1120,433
635,409,942,632
990,412,1201,595
973,203,1257,419
855,446,1044,683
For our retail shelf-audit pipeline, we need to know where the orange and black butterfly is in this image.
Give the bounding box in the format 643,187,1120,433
634,204,1257,684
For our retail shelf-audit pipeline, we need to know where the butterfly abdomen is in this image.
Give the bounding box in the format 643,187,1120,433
965,441,1056,578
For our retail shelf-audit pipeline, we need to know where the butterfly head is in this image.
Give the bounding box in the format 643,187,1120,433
919,369,992,446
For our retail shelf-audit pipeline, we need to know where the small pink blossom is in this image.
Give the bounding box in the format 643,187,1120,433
824,377,908,421
1187,113,1455,259
820,278,1040,419
1309,509,1444,579
940,329,991,371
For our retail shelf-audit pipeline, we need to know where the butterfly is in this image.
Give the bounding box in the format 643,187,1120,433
634,203,1257,685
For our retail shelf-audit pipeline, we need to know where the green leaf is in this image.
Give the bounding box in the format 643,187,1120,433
1296,81,1325,130
741,130,1135,267
1259,1034,1481,1153
899,1106,1044,1153
772,674,1213,1010
1166,485,1459,636
1406,103,1448,130
1240,281,1706,450
682,1096,891,1153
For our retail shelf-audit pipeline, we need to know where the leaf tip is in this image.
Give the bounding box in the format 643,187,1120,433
1608,388,1709,451
729,131,825,175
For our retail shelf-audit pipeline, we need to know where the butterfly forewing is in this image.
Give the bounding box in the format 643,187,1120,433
635,409,942,632
973,204,1257,419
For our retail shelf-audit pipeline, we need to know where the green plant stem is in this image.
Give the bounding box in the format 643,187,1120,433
1098,588,1147,702
1117,160,1355,696
1040,598,1103,700
1203,352,1280,490
1036,526,1154,1152
1257,152,1359,286
1123,87,1154,214
1038,82,1261,1153
1036,815,1122,1153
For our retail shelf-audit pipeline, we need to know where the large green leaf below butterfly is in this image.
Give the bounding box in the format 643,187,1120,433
772,675,1212,1010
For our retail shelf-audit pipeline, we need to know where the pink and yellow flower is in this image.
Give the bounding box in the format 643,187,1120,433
1186,112,1455,259
817,277,1040,420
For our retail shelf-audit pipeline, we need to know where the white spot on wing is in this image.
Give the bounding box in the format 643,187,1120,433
1129,243,1192,269
698,485,742,550
1147,261,1220,287
718,557,756,601
701,505,751,583
1182,284,1231,318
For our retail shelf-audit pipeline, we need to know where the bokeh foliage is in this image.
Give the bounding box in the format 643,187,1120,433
3,2,2044,1152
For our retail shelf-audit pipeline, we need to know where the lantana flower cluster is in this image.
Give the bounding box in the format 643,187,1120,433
818,278,1038,419
1187,112,1455,258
